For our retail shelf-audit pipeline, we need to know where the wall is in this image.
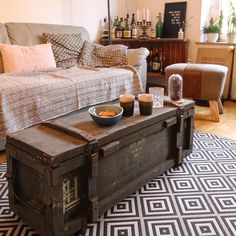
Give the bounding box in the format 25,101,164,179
136,0,202,62
0,0,108,41
0,0,207,61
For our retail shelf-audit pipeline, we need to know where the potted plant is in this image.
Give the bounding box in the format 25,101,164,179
227,1,236,43
203,18,220,42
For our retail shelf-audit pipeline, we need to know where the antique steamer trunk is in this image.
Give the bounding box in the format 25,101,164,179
6,99,194,236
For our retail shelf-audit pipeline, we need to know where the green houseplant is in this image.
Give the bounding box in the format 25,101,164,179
203,18,220,42
227,1,236,43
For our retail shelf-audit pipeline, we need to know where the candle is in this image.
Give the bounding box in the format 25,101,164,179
146,9,150,21
143,9,146,21
137,9,140,22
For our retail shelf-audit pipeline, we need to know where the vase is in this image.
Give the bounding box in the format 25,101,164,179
227,33,236,43
206,33,218,43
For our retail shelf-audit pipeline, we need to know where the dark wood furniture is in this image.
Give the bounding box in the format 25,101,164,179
100,38,188,91
6,99,194,236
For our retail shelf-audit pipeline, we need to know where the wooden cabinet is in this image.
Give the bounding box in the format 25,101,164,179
100,38,188,90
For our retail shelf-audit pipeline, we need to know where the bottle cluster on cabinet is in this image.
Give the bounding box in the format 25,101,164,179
101,12,165,40
101,14,138,40
147,48,165,74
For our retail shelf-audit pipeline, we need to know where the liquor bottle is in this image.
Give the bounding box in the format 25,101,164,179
156,12,163,38
159,49,165,74
101,18,109,39
150,28,156,38
152,49,161,72
131,13,135,26
115,20,123,38
148,48,153,72
123,18,132,38
112,16,118,39
120,17,124,29
131,13,138,38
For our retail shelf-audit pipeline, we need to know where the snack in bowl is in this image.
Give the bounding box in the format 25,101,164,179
98,111,117,117
88,105,123,126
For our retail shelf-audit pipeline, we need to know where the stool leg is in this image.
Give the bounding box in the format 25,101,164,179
209,100,220,122
218,99,224,114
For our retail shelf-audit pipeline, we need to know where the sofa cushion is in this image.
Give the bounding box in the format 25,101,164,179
5,22,91,46
0,24,11,73
79,41,128,67
43,33,84,68
0,43,56,73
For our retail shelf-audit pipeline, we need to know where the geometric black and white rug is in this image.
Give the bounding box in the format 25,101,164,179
0,132,236,236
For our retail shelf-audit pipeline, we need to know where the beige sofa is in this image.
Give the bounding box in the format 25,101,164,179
0,22,149,150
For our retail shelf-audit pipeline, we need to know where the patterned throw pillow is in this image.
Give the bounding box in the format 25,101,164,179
79,41,128,67
42,33,83,68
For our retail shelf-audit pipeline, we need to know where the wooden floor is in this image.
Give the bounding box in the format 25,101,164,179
0,101,236,163
194,100,236,140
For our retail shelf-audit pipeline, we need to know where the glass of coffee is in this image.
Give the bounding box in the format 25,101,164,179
119,94,135,117
138,93,154,116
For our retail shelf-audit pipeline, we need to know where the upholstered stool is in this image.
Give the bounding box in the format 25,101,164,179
165,63,228,122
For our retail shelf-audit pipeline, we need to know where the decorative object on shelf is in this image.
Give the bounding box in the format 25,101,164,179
202,17,220,42
156,12,163,38
227,1,236,43
136,9,152,39
163,2,187,38
168,74,183,102
178,28,184,39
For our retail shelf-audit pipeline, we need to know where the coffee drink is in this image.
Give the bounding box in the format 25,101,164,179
138,93,154,116
119,94,135,117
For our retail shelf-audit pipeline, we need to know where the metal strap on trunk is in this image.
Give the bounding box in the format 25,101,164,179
42,121,98,155
42,121,99,222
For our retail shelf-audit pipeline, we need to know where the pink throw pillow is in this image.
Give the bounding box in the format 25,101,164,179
0,43,56,73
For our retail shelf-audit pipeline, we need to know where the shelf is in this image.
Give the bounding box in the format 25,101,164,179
147,72,166,78
101,38,188,44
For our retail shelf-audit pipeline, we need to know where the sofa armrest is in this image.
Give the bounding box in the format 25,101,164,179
127,47,150,67
127,47,150,92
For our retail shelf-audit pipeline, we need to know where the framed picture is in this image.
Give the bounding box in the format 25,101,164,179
162,2,187,38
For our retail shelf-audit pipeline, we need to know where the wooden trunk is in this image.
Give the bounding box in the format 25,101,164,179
6,99,195,236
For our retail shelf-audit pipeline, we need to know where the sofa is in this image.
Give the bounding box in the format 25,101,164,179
0,22,149,150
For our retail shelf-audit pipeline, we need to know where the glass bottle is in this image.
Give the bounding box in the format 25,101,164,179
178,28,184,39
123,18,132,38
156,12,163,38
112,16,118,39
168,74,183,102
148,48,153,72
152,49,160,72
101,18,109,39
159,49,165,74
131,13,135,26
151,28,156,38
131,13,138,38
115,20,123,38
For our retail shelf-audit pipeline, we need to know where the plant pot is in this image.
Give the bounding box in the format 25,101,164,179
206,33,219,43
227,33,236,43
